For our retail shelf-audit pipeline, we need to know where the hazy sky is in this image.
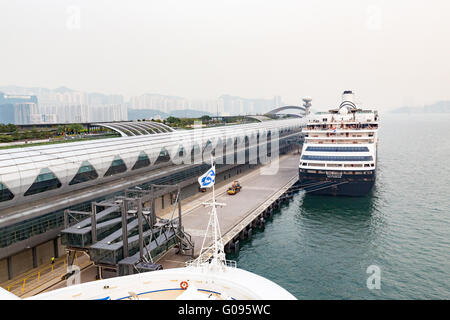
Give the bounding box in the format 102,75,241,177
1,0,449,111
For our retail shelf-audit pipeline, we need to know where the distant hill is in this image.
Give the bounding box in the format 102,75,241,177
127,109,168,120
169,109,213,118
52,86,76,93
392,101,450,113
424,101,450,113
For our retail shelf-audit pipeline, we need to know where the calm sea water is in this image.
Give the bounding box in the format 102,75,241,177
229,114,450,299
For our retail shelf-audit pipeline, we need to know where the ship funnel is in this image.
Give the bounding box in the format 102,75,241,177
340,90,357,110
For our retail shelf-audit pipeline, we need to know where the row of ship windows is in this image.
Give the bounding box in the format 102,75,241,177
301,163,375,167
300,169,374,175
301,155,374,161
305,146,369,152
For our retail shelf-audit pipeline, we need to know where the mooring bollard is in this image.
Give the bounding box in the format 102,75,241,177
234,240,240,254
263,210,268,219
225,242,232,254
259,217,265,230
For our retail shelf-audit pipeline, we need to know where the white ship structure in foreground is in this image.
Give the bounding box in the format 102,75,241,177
0,159,296,300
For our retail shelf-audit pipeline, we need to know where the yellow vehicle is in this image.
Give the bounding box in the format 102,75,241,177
227,180,242,195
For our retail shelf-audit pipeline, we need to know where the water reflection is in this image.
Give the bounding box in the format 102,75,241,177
297,192,376,231
300,193,376,217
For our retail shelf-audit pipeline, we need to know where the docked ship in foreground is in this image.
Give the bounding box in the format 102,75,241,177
299,91,379,196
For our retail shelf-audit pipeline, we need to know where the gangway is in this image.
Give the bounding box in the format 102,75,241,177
60,184,194,279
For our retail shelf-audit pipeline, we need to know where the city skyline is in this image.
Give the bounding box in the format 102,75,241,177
0,85,289,124
0,85,286,112
2,83,449,126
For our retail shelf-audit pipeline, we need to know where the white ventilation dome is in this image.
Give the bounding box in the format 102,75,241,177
339,106,349,115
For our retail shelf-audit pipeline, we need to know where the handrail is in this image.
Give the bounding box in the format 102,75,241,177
1,252,80,294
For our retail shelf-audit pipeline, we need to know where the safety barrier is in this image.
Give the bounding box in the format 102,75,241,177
2,253,80,295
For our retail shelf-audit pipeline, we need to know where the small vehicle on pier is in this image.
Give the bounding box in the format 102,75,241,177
227,181,242,195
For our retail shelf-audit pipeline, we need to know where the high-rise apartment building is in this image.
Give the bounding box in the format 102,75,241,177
0,92,39,124
14,102,40,124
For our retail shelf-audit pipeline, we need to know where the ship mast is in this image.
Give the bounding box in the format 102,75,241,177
197,156,227,270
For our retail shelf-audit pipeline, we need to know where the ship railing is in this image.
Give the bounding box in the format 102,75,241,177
224,260,237,268
304,127,378,131
305,139,375,144
308,120,378,124
185,258,237,269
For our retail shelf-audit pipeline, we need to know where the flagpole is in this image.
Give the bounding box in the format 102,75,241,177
195,154,227,269
211,155,215,205
210,155,218,262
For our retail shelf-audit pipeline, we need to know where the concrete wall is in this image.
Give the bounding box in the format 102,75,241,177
10,249,33,278
154,192,179,215
0,238,65,282
56,237,65,258
36,241,54,266
181,183,201,200
0,258,8,282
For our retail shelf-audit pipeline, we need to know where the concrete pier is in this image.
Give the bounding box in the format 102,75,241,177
157,153,300,268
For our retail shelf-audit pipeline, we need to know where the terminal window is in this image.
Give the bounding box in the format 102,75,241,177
0,182,14,202
132,151,151,170
24,168,62,196
104,155,127,177
69,161,99,185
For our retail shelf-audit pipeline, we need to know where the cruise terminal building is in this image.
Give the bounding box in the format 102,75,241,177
0,118,305,281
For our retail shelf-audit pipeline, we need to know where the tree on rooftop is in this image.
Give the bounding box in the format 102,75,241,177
0,124,17,133
69,123,83,134
31,127,40,139
56,125,65,135
166,116,180,125
200,115,211,122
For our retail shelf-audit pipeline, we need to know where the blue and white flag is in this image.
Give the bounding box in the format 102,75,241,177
198,165,216,188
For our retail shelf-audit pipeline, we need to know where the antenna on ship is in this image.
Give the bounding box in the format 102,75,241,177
195,156,228,270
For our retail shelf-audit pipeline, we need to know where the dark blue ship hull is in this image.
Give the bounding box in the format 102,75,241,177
298,169,375,197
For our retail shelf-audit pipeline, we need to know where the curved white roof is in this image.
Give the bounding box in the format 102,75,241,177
96,121,174,136
0,119,304,209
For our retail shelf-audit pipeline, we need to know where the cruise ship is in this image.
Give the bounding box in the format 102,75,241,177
299,91,379,196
